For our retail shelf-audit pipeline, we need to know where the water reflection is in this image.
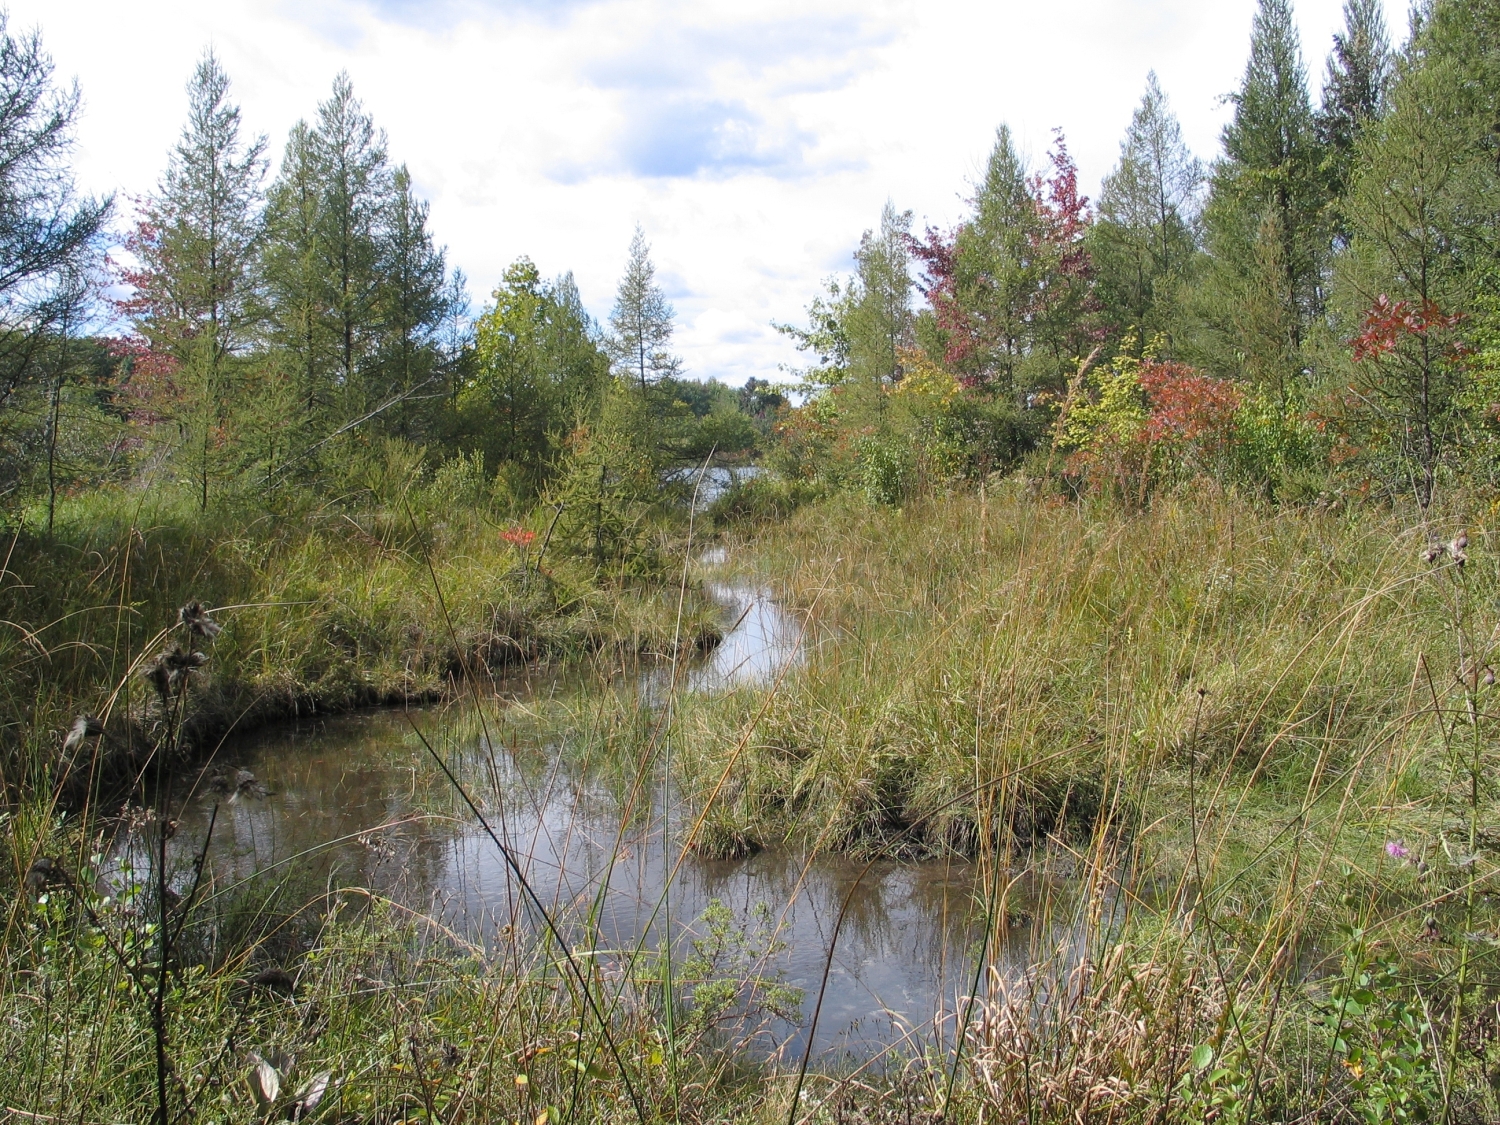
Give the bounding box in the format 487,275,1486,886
131,569,1063,1063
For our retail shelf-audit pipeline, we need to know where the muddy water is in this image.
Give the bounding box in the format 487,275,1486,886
152,558,1055,1065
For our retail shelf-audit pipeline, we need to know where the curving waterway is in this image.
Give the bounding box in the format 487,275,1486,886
130,553,1063,1066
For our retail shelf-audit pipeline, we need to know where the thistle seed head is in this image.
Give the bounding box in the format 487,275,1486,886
178,601,222,639
25,857,62,892
62,713,103,755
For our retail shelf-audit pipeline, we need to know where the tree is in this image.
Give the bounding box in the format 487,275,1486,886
1318,0,1393,239
261,120,332,430
0,15,111,496
1195,0,1327,402
461,259,607,494
1331,0,1500,508
312,73,390,418
1092,73,1203,350
116,51,266,507
607,225,679,395
845,201,914,415
913,128,1094,400
375,164,447,437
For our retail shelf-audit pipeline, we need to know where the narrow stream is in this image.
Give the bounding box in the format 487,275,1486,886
134,553,1060,1066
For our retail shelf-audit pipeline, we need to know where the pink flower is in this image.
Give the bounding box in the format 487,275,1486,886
1386,841,1411,861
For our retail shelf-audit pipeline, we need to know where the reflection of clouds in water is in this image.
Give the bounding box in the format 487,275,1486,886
137,584,1067,1064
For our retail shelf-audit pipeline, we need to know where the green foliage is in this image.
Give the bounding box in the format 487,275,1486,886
1320,931,1440,1124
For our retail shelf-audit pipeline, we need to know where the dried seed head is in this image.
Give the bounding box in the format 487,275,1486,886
1485,667,1496,688
1449,531,1469,569
62,713,103,755
1423,542,1444,564
24,857,60,892
178,601,222,639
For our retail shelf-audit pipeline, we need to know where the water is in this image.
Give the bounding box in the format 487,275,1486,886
130,557,1056,1065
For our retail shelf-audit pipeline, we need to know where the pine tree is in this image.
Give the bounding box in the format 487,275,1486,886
1092,73,1203,350
1318,0,1392,224
117,51,266,507
0,15,110,496
607,225,679,394
375,164,447,437
1195,0,1327,401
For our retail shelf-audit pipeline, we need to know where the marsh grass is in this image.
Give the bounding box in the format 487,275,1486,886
5,481,1500,1122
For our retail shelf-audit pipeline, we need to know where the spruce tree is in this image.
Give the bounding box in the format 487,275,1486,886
1318,0,1392,226
952,124,1038,397
1092,73,1202,350
261,121,332,424
1195,0,1327,401
375,164,447,436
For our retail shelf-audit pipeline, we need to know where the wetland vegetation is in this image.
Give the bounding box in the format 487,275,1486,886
8,1,1500,1122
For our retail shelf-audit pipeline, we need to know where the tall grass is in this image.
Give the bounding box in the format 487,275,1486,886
4,479,1499,1122
0,486,721,798
668,482,1500,1121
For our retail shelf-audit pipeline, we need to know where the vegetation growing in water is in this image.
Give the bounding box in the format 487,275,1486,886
8,0,1500,1121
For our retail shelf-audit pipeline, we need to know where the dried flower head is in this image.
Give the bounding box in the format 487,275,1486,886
1423,541,1444,564
142,645,210,698
62,713,103,756
179,601,222,639
1450,531,1469,569
25,856,61,893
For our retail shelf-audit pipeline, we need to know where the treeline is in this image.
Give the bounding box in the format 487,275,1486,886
774,0,1500,512
0,29,764,545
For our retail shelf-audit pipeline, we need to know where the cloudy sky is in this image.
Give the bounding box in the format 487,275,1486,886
24,0,1408,384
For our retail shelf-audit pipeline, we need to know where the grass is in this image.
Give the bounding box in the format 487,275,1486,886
0,485,723,800
3,477,1500,1122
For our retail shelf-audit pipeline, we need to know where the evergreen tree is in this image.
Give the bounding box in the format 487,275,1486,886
1092,73,1203,350
845,201,914,412
949,124,1039,396
312,73,390,418
261,120,332,427
1333,0,1500,507
375,164,447,437
1195,0,1327,402
0,15,110,495
1318,0,1393,227
606,225,679,394
117,51,266,507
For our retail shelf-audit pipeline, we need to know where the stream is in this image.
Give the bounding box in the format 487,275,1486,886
134,552,1059,1066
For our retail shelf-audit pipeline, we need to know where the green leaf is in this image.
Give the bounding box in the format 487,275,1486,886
1190,1043,1215,1072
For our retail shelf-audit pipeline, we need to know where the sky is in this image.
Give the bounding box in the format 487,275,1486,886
23,0,1409,385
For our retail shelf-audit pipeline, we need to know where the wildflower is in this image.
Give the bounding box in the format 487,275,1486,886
501,526,537,548
178,600,222,639
1386,840,1411,861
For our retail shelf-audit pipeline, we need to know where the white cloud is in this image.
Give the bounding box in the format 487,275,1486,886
27,0,1406,384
